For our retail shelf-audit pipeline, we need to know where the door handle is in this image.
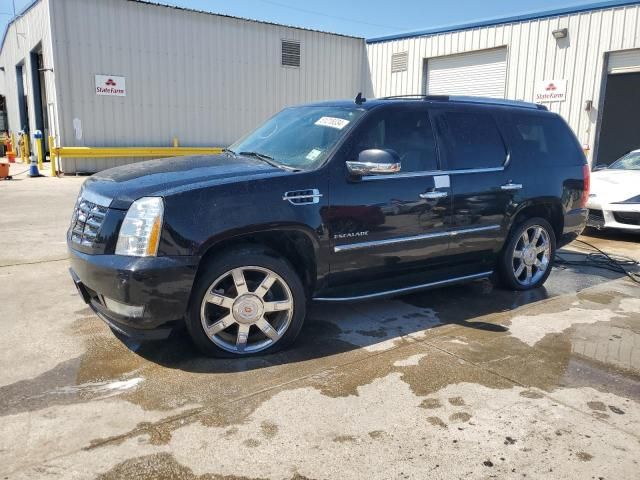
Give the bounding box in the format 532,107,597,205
501,183,523,191
420,191,448,200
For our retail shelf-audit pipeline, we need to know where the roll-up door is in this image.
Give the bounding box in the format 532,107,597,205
425,48,508,98
608,49,640,74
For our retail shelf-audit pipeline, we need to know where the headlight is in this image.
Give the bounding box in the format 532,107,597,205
115,197,164,256
612,194,640,204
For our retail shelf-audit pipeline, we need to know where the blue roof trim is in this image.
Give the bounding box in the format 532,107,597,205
367,0,640,43
0,0,41,55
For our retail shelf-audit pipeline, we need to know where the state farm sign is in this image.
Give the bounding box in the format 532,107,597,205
534,79,567,103
95,74,126,96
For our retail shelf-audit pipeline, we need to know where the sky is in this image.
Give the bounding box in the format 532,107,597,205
1,0,607,39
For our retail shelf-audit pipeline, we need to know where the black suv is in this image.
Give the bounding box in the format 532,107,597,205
68,95,589,357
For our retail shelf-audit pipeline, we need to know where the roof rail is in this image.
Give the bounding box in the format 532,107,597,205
376,94,547,111
379,94,450,101
449,96,547,110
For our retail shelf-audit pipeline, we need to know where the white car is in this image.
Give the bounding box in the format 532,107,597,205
586,150,640,231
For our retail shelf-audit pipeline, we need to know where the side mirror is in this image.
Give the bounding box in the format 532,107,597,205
346,149,401,177
593,164,607,171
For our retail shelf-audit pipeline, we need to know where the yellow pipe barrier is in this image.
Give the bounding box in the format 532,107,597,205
49,136,57,177
20,133,30,164
51,146,224,159
9,132,16,162
35,135,44,171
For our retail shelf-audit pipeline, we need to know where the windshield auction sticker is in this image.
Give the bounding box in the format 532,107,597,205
315,117,350,130
306,148,323,161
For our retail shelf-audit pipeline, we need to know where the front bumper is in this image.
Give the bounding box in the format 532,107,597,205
586,201,640,231
68,245,199,339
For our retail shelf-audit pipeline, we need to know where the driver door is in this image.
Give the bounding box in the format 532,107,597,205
325,103,454,293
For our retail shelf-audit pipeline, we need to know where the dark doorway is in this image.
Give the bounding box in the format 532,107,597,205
597,72,640,165
0,95,7,133
15,63,30,133
30,47,49,154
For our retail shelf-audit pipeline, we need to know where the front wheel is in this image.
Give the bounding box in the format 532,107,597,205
497,217,556,290
185,247,306,357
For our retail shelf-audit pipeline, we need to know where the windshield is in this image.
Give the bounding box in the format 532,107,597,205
228,105,366,170
608,151,640,170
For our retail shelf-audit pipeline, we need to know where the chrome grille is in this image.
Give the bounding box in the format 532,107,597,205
70,198,108,247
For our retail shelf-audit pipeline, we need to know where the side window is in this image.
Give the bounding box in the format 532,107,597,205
509,113,583,166
438,110,507,170
353,108,439,173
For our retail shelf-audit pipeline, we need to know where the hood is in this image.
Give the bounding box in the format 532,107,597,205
82,154,283,209
590,168,640,204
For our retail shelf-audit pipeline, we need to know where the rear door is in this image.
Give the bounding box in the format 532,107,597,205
432,106,515,268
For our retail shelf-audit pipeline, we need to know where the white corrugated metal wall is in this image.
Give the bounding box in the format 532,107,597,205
367,3,640,163
0,0,57,151
47,0,371,173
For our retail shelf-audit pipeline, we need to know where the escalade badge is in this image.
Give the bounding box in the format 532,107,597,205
334,231,369,240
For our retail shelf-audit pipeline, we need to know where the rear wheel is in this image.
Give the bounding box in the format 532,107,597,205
498,217,556,290
185,247,306,357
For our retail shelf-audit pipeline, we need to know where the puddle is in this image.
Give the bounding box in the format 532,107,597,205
4,266,640,478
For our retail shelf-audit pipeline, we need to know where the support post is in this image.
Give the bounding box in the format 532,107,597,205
34,130,44,171
22,133,31,164
48,136,57,177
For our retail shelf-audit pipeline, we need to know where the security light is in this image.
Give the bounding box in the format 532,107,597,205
552,28,568,39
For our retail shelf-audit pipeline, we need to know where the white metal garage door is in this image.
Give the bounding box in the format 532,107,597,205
608,49,640,74
424,48,508,98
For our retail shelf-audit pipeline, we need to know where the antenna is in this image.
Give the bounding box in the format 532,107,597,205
355,92,366,105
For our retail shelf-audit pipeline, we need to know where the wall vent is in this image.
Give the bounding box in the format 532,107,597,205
281,40,301,67
391,51,409,73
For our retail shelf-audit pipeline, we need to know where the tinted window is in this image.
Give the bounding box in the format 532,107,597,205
439,111,507,169
509,113,584,166
353,107,439,173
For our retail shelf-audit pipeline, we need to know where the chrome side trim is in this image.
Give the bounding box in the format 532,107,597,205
334,224,500,252
313,271,493,302
362,166,504,181
448,224,501,237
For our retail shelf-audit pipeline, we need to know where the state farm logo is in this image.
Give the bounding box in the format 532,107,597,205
535,79,566,103
96,75,126,96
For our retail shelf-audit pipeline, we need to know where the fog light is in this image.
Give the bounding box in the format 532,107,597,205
103,297,144,318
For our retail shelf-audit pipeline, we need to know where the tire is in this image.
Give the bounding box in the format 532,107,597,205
497,217,556,291
185,246,306,357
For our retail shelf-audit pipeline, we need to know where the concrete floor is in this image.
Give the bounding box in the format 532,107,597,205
1,162,639,479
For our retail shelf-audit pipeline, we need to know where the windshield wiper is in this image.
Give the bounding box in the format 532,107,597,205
222,148,237,157
238,151,298,171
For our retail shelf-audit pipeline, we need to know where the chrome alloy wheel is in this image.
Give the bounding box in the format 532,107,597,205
200,266,293,354
512,225,551,286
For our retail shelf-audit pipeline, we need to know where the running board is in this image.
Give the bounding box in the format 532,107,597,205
313,271,493,303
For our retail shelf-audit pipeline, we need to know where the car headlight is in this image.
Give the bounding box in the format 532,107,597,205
612,194,640,204
115,197,164,256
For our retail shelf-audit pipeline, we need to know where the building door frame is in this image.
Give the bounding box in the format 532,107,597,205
593,49,640,165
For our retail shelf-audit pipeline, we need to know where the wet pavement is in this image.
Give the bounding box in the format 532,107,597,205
1,170,639,479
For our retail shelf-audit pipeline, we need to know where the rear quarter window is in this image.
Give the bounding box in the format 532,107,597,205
508,112,585,166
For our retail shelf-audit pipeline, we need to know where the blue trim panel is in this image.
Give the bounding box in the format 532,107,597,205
367,0,640,43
